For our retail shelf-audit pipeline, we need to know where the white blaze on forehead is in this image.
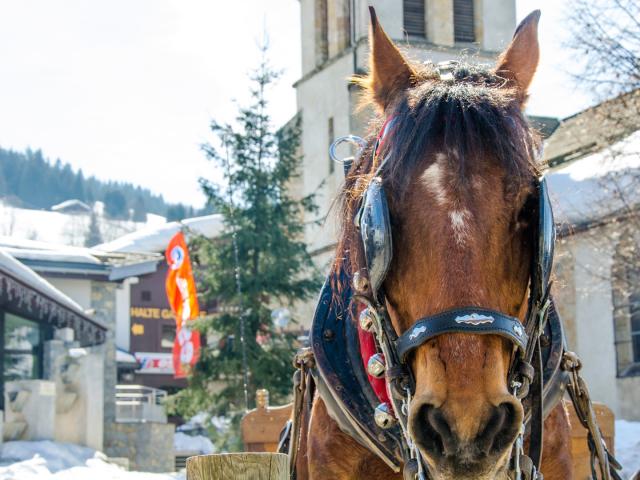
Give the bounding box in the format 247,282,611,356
420,153,448,206
449,209,471,246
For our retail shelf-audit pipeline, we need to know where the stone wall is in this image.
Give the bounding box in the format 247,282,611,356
90,281,118,455
108,422,175,472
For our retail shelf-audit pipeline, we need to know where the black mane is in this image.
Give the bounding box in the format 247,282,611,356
379,62,540,199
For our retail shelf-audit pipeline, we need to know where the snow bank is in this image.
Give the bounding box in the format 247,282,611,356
173,433,214,455
616,420,640,480
0,440,184,480
1,441,99,472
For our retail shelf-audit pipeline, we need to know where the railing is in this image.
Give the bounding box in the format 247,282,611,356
115,385,168,423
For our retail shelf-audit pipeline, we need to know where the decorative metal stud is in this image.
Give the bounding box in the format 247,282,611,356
367,353,386,378
374,402,397,429
359,308,375,332
352,271,369,294
513,324,524,337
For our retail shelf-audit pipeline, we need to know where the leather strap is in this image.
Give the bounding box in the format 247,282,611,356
527,338,544,471
396,307,528,363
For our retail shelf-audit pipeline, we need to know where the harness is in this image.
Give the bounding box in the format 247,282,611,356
281,65,622,480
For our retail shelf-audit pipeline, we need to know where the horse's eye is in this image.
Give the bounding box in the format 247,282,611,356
516,193,536,229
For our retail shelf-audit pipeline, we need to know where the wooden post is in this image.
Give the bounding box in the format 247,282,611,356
187,452,288,480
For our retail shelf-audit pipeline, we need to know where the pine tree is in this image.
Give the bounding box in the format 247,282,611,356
167,51,320,448
132,195,147,222
84,211,103,247
103,189,127,219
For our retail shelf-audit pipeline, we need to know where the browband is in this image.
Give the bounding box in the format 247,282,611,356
396,307,528,363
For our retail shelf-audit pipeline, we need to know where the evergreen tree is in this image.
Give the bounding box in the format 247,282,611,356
103,189,127,219
84,211,103,247
132,195,147,222
167,52,319,448
0,146,192,216
166,203,187,221
73,169,86,202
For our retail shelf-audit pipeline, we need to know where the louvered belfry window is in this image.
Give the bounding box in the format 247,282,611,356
454,0,475,43
403,0,425,38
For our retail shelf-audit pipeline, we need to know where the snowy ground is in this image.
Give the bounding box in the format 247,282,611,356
0,422,637,479
616,420,640,480
0,441,184,480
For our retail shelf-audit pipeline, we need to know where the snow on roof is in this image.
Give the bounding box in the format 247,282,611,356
0,247,91,318
95,214,224,254
51,199,91,212
547,130,640,227
0,236,104,265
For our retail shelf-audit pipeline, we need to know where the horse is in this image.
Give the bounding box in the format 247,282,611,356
295,8,575,480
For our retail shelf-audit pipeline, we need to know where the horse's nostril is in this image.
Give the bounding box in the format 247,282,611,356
476,401,521,456
411,404,454,458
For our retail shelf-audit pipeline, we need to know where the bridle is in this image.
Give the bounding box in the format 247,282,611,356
291,63,622,480
335,105,555,479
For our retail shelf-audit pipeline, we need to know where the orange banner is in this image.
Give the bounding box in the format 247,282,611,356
165,231,201,378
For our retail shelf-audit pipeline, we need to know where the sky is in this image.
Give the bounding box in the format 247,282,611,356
0,0,595,209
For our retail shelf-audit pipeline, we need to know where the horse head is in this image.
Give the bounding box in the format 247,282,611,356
337,9,543,479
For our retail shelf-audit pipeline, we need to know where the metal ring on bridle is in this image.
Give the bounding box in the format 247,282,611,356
329,135,367,165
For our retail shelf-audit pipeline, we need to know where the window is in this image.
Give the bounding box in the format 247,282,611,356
454,0,475,43
612,231,640,376
141,290,152,302
328,117,335,174
161,324,176,349
630,290,640,363
3,313,43,382
403,0,426,38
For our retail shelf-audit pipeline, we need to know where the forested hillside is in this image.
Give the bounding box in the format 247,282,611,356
0,147,203,220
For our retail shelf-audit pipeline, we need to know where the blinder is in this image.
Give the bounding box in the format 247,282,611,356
356,176,393,298
533,177,555,304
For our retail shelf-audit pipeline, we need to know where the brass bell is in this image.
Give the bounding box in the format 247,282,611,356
359,308,375,332
374,402,397,429
367,353,386,378
353,271,369,294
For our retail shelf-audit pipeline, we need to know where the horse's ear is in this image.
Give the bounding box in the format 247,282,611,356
494,10,541,102
363,6,414,110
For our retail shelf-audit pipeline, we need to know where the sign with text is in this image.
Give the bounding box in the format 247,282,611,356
129,307,208,320
134,352,174,375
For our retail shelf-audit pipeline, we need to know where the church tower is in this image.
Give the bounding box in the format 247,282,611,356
294,0,517,295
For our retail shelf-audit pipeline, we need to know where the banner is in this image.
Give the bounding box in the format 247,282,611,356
165,231,201,378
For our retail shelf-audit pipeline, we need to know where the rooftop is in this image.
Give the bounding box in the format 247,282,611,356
543,89,640,167
0,236,159,280
95,214,224,254
0,248,106,345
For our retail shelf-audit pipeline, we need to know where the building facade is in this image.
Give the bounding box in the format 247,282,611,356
545,92,640,420
0,248,106,449
0,237,177,471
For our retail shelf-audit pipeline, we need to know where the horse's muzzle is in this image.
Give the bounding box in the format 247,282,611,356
410,397,523,477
